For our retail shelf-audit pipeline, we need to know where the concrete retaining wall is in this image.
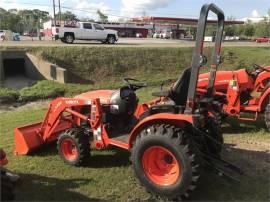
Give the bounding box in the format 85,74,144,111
0,50,67,83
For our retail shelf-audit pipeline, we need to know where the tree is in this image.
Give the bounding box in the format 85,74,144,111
80,17,94,22
205,25,216,36
254,19,270,37
96,9,108,22
0,8,20,32
243,22,255,37
56,11,78,21
224,25,236,36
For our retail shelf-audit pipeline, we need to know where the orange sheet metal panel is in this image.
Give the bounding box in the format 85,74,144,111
14,120,71,155
14,122,44,155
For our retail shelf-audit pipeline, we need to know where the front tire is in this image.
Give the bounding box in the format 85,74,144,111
107,35,116,44
265,104,270,132
60,38,66,43
131,125,200,200
64,34,74,44
57,128,90,166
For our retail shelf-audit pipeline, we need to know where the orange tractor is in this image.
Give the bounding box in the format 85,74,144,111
13,4,242,200
197,64,270,131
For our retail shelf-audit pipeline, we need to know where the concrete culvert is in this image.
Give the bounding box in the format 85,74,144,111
2,58,36,89
0,50,67,89
3,59,25,77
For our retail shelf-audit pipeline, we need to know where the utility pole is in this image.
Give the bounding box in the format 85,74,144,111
58,0,61,26
53,0,56,27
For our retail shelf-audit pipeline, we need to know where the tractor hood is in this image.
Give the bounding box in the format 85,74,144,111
75,90,115,104
198,69,253,91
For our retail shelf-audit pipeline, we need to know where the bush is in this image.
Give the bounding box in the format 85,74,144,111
19,80,65,102
0,88,19,103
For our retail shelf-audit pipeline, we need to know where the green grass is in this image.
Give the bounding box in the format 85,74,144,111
27,46,270,83
0,46,269,200
0,88,19,103
0,90,269,201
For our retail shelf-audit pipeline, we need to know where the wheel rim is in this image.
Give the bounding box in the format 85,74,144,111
66,36,73,43
61,138,78,161
142,146,180,186
109,37,114,43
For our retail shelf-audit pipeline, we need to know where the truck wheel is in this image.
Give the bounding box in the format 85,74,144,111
57,128,90,166
107,35,115,44
65,34,74,44
131,124,200,200
60,38,66,43
265,104,270,132
1,170,15,201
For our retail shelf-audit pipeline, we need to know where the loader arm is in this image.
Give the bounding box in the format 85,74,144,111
39,98,91,141
14,98,94,155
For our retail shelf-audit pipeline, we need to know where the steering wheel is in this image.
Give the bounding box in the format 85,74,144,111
123,77,147,91
252,64,270,72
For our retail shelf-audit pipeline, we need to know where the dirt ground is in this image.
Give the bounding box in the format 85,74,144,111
0,100,50,112
1,75,36,89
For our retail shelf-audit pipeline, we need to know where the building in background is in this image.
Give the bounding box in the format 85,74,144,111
42,16,244,39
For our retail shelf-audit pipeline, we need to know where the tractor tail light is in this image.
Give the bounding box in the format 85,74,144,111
0,149,6,160
0,149,8,166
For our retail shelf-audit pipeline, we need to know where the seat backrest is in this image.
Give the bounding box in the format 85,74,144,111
169,67,191,106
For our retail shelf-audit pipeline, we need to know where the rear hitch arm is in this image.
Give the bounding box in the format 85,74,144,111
192,127,244,182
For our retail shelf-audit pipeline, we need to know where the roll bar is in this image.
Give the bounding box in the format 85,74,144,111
185,3,225,113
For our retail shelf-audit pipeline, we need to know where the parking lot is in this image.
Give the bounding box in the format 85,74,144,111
1,37,270,47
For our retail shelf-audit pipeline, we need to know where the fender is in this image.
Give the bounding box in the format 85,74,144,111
128,113,193,149
259,87,270,112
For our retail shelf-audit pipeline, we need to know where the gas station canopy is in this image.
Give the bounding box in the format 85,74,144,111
131,16,244,26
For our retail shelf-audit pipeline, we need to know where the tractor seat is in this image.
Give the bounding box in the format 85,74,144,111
152,68,191,106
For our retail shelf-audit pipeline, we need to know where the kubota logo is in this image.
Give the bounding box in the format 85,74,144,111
65,100,79,105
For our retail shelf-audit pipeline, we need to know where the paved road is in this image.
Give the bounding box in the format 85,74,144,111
1,37,270,47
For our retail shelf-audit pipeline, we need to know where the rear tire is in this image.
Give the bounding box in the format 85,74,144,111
107,35,116,44
131,124,200,200
60,38,66,43
57,128,90,166
265,104,270,132
1,170,15,201
64,34,74,44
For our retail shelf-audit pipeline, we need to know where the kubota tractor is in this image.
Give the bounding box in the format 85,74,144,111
13,4,242,200
197,64,270,131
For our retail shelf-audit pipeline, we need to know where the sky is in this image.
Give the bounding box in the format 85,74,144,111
1,0,270,21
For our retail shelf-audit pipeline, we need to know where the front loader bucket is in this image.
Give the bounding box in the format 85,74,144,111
14,120,71,155
14,122,44,155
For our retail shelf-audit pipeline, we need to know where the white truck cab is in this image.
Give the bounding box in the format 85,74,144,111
56,22,118,44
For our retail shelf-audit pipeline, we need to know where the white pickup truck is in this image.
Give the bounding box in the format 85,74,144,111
55,22,118,44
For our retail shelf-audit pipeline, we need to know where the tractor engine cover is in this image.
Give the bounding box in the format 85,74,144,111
110,87,138,115
75,88,138,115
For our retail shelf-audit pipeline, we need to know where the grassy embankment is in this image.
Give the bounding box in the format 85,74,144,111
1,46,269,102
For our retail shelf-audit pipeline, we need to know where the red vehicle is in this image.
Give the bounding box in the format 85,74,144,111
197,64,270,130
13,4,242,200
255,37,270,43
1,149,15,201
